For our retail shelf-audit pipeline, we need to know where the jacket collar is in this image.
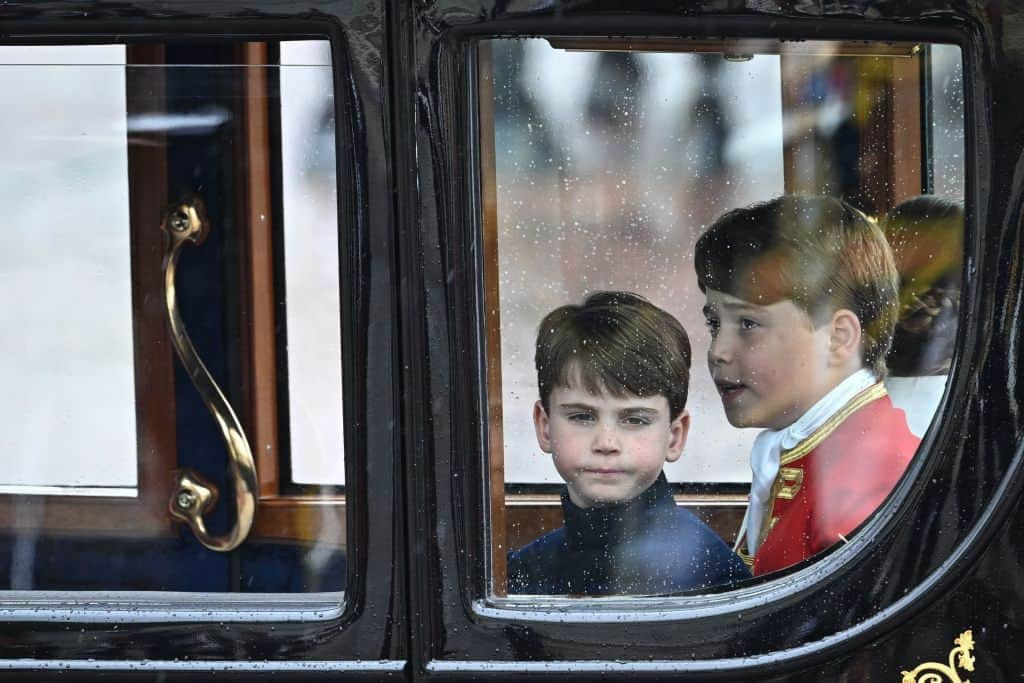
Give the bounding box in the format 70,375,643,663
560,472,675,550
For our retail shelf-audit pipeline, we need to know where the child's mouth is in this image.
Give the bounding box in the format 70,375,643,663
714,380,746,403
584,468,626,476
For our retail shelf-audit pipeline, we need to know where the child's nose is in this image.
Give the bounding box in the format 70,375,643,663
708,333,733,365
592,424,621,453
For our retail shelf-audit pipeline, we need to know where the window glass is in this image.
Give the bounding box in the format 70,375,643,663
280,40,345,486
929,44,965,199
484,38,965,596
0,45,137,496
0,41,348,595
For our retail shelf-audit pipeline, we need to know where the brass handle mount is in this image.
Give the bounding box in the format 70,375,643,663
162,196,258,552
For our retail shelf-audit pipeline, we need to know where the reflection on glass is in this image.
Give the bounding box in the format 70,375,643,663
492,42,783,488
280,40,345,486
486,38,964,594
0,44,346,595
929,45,965,200
0,46,137,496
882,196,963,436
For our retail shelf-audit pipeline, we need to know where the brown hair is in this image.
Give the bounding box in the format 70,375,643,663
882,195,963,376
535,291,691,418
694,195,899,378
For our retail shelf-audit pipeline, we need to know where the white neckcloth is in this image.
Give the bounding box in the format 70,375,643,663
736,368,878,555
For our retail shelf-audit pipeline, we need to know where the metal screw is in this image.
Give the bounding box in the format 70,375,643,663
169,210,191,233
176,491,196,509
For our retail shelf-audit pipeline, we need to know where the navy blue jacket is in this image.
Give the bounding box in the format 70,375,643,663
507,473,750,595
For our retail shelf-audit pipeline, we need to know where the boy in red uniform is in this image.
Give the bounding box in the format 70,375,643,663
695,195,920,576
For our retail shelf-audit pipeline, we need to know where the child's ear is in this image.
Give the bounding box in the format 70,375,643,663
665,410,690,463
827,308,862,366
533,400,553,453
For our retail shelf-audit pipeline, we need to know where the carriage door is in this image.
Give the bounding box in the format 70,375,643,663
0,0,401,671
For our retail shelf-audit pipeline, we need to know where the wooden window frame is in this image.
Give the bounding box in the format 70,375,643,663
237,42,347,546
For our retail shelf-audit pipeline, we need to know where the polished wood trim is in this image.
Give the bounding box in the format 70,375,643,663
124,43,178,532
848,53,925,214
0,496,349,544
477,42,509,596
252,496,347,544
891,53,924,203
853,56,897,215
237,41,282,499
233,42,347,546
0,498,171,538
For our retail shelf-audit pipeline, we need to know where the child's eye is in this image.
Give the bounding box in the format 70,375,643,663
567,412,595,423
704,317,720,337
622,415,652,426
740,317,760,331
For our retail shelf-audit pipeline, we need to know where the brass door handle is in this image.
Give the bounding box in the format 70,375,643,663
161,196,258,552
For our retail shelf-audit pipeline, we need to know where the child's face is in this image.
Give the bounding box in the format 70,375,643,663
533,386,689,508
702,288,836,430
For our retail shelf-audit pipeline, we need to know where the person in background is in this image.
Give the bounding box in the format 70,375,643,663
881,196,964,437
507,291,749,595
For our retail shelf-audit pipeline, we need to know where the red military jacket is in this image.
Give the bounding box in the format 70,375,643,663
746,383,920,576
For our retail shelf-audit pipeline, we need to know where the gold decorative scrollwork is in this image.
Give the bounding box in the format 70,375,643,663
901,630,975,683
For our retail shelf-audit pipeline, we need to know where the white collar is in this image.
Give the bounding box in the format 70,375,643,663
736,368,878,555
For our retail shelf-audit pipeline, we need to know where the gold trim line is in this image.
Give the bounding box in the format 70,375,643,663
780,382,888,465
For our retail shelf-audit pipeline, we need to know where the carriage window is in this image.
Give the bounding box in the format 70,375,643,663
0,45,137,497
0,40,349,596
481,38,965,596
280,41,345,486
